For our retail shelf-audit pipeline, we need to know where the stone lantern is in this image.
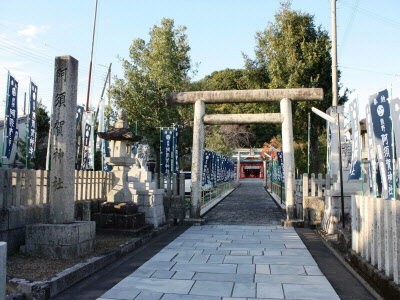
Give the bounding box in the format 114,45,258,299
98,109,142,203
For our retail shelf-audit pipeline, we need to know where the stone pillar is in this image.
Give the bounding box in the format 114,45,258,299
237,152,241,182
0,242,6,300
25,56,95,259
377,198,385,271
190,100,205,219
280,98,296,220
263,160,267,187
384,200,393,277
49,56,78,224
393,200,400,284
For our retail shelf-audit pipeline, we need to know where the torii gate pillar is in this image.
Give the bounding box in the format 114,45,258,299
280,98,296,220
191,100,205,218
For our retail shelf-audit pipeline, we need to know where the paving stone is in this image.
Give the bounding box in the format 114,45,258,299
151,270,175,279
172,262,237,274
128,268,155,278
190,280,233,297
194,242,221,249
101,288,140,299
202,249,230,255
190,254,210,263
193,272,254,283
284,243,307,249
255,274,331,285
161,294,221,300
224,255,253,264
141,261,176,271
283,283,340,299
263,250,282,256
232,282,256,298
281,249,312,256
113,277,194,294
305,265,323,276
270,265,306,275
151,252,177,261
162,248,203,254
236,264,255,274
173,253,195,262
230,250,248,255
208,254,225,263
135,291,163,300
181,241,197,247
250,250,263,256
256,264,270,274
254,255,317,265
172,271,195,280
256,283,284,299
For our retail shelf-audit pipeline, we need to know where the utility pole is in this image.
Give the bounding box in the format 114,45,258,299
332,0,338,107
86,0,99,111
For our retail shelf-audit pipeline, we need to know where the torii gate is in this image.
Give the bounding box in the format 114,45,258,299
166,88,323,221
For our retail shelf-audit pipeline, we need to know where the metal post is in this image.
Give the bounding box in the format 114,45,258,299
338,113,345,228
85,0,99,111
332,0,338,107
307,112,311,175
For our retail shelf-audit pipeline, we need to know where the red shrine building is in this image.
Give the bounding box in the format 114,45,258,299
232,148,265,180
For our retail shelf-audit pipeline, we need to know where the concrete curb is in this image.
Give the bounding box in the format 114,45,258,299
6,225,169,300
200,187,236,216
265,187,286,212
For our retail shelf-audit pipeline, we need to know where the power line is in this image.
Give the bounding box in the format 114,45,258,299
339,0,400,29
339,65,400,77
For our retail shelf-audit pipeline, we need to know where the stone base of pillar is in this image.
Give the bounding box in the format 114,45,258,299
25,221,95,259
281,219,304,227
133,189,166,228
183,218,205,226
286,205,297,220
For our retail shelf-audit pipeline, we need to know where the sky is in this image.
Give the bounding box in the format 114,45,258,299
1,0,400,121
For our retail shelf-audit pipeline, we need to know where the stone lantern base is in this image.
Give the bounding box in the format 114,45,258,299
25,221,95,259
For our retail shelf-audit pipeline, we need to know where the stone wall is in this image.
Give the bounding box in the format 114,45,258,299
0,169,113,252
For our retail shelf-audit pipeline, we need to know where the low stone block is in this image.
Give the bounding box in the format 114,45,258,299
25,221,95,259
0,209,9,232
8,206,27,230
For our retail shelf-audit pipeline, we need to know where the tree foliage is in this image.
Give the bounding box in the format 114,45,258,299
18,101,50,169
245,2,347,172
110,18,194,170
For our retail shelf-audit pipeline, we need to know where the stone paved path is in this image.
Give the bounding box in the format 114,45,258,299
98,180,340,300
204,179,284,225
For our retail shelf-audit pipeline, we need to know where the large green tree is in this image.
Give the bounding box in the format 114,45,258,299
110,18,194,171
245,2,346,173
18,101,50,169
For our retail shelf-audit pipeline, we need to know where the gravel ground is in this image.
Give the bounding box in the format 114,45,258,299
7,233,136,282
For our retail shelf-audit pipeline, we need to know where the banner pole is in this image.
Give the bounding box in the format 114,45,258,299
391,83,396,200
25,80,30,169
307,112,310,175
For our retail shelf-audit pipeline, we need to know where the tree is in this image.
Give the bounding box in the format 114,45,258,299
110,18,194,171
18,101,50,169
194,69,278,151
245,2,347,173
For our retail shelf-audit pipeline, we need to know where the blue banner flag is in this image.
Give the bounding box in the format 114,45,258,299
173,125,180,173
81,111,95,170
348,98,362,180
76,105,84,128
277,151,284,184
160,128,173,174
5,74,18,159
369,89,394,199
27,81,37,158
365,105,377,195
